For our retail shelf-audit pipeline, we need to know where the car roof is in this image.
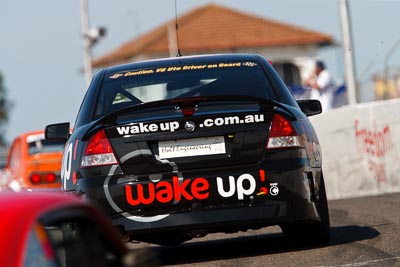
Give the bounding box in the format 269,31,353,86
12,130,44,142
103,53,263,74
0,191,81,214
0,192,83,266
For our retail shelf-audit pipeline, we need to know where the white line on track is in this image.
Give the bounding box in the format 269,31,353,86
317,256,400,267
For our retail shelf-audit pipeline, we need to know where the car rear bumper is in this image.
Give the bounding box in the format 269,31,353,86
109,198,321,236
113,201,289,234
76,151,323,236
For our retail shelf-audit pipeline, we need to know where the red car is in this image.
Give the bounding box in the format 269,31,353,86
0,191,156,267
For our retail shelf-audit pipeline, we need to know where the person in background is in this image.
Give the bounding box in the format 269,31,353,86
304,60,335,112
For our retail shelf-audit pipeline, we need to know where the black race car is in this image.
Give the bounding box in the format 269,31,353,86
46,54,329,245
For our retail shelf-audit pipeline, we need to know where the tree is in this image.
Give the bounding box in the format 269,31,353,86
0,72,10,146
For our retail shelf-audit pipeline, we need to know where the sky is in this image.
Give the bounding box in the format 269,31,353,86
1,0,400,145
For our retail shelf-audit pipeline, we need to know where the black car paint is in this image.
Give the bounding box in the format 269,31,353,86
74,54,299,128
51,54,327,244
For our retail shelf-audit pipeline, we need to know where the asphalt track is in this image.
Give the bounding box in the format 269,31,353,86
130,192,400,267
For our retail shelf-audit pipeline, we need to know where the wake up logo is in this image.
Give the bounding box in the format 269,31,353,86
124,170,279,206
115,114,264,136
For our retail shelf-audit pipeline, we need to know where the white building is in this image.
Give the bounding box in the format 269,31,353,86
93,3,335,91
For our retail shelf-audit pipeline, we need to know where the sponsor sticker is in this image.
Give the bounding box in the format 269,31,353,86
115,114,264,137
124,170,279,207
158,136,226,159
107,62,252,80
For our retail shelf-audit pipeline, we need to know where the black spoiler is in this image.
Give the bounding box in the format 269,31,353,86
97,95,296,127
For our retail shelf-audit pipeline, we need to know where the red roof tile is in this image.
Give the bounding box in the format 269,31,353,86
93,3,334,67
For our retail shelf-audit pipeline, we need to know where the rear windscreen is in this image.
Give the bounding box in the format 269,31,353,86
95,61,278,118
28,139,65,155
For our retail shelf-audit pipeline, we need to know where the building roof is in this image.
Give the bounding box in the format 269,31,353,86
93,3,335,68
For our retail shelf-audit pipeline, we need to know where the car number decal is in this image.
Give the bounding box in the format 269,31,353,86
61,142,73,190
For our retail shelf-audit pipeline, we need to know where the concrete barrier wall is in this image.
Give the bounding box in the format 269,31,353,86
310,99,400,200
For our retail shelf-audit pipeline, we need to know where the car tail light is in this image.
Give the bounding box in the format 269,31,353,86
29,173,59,184
45,173,57,183
182,106,196,116
81,129,117,167
30,173,42,184
267,114,303,149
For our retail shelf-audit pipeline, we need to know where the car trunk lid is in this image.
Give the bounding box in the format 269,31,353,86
97,96,293,175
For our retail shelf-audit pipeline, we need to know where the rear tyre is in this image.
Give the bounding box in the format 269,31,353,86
281,173,330,245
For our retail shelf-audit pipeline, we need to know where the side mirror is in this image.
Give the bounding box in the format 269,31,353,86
297,99,322,117
45,122,71,140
